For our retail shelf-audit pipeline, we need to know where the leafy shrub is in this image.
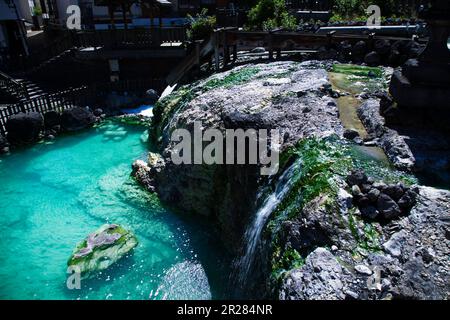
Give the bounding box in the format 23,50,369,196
332,0,403,20
33,6,43,16
246,0,297,31
186,8,216,41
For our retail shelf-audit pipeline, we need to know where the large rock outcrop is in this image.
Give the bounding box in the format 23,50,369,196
148,61,344,251
141,60,449,300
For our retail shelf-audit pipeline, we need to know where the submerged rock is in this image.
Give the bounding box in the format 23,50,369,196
67,224,138,278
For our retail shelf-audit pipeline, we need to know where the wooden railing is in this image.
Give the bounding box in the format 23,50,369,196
287,0,333,11
165,26,425,87
0,71,29,100
288,0,426,16
74,27,187,50
0,78,165,136
216,8,248,28
1,27,188,73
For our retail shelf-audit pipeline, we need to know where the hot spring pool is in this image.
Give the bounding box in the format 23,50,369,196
0,120,229,300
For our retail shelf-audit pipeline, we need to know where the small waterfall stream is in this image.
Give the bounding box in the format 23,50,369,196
238,160,299,283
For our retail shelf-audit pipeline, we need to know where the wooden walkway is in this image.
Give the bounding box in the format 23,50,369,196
165,27,424,87
1,27,188,73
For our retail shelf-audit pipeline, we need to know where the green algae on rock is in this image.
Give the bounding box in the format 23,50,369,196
68,224,138,278
329,64,390,94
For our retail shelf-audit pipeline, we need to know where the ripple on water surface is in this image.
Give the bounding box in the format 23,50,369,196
0,120,229,300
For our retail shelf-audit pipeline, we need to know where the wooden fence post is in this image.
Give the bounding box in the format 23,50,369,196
223,30,230,68
268,31,274,60
327,30,336,48
368,33,375,51
214,30,220,71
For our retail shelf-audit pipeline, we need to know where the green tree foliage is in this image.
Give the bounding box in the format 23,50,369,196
32,6,43,16
186,8,217,41
332,0,402,20
246,0,297,31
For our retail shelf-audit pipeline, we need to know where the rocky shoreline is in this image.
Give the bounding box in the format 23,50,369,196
139,60,449,299
277,167,449,300
0,88,160,155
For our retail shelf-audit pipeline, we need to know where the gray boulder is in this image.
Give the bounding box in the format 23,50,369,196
6,112,44,145
280,248,352,300
61,107,96,131
68,224,138,279
0,134,9,154
364,51,381,67
374,39,391,56
145,89,160,105
93,108,104,117
44,111,60,128
377,193,402,219
351,41,368,62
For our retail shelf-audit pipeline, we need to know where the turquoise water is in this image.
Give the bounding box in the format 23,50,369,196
0,120,229,300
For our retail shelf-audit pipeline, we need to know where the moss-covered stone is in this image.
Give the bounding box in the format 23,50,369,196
265,136,416,283
67,224,138,279
152,87,195,140
202,66,261,91
332,64,383,78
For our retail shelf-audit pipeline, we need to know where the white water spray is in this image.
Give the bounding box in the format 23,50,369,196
238,160,299,282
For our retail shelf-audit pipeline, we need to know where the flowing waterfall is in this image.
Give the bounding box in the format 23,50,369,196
238,160,299,282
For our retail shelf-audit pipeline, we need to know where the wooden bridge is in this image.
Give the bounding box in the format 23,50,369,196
166,27,426,86
1,27,188,73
